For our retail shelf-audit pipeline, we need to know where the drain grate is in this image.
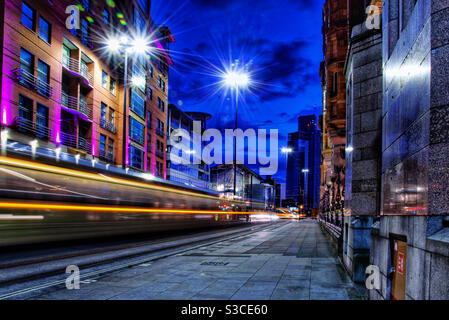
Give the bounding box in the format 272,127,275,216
200,261,229,266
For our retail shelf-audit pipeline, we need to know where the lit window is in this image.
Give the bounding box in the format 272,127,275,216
130,89,145,118
129,117,145,144
102,70,108,89
110,78,116,95
21,2,35,30
129,145,144,170
38,16,51,43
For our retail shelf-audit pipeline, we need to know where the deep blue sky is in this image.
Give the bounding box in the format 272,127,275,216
151,0,325,182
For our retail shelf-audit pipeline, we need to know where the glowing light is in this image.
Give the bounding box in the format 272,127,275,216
0,156,264,206
281,147,292,153
1,129,8,144
302,168,309,173
106,38,121,52
55,147,61,161
86,16,94,23
30,140,38,149
345,146,354,153
0,201,271,216
75,154,80,164
1,108,7,125
223,71,250,89
132,75,146,88
129,38,151,54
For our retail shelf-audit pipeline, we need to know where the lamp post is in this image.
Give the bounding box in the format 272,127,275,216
106,36,151,170
223,67,250,198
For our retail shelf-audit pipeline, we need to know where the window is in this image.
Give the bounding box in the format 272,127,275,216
108,138,114,155
110,78,116,95
109,108,115,124
103,9,109,24
21,2,35,30
148,87,152,100
100,102,107,125
100,134,106,155
20,48,34,85
157,97,165,112
132,63,146,92
129,117,145,144
19,95,33,121
133,6,146,33
149,65,153,78
136,0,148,15
81,18,90,47
81,0,90,12
36,104,48,138
102,70,108,89
130,89,145,118
38,16,51,43
129,145,144,170
37,60,50,96
331,72,338,96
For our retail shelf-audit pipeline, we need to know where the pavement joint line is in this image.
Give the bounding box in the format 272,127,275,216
0,221,290,300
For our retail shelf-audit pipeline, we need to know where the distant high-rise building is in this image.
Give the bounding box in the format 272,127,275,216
286,115,321,214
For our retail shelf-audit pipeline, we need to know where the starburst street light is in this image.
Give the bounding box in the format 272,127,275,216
281,147,293,154
222,65,251,198
105,35,152,170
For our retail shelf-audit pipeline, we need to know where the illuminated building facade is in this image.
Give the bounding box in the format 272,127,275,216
0,0,173,178
166,103,211,189
319,0,366,213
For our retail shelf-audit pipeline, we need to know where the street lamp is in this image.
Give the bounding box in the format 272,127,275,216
222,67,250,198
106,35,152,170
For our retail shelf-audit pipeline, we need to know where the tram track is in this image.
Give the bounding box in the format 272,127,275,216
0,221,290,300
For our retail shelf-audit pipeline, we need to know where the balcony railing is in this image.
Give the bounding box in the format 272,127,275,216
61,92,78,110
60,92,93,121
99,149,115,163
79,99,93,120
14,116,52,140
14,68,53,98
62,55,80,74
100,118,117,134
80,63,94,86
60,131,77,149
77,135,92,153
59,131,91,153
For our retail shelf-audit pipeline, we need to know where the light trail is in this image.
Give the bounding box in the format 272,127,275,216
0,156,262,206
0,201,272,216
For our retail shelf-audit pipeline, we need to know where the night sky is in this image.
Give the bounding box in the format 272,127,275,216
151,0,325,182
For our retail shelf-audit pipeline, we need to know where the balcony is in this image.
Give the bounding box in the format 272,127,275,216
78,136,92,153
99,149,115,163
100,118,117,134
80,63,94,86
14,116,52,140
62,55,80,74
61,92,93,121
62,56,93,87
14,68,53,98
60,131,91,154
79,99,93,120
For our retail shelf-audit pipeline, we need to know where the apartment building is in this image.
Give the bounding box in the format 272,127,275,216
166,103,211,189
0,0,173,178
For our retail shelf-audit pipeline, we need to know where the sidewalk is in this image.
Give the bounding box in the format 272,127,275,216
28,220,363,300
